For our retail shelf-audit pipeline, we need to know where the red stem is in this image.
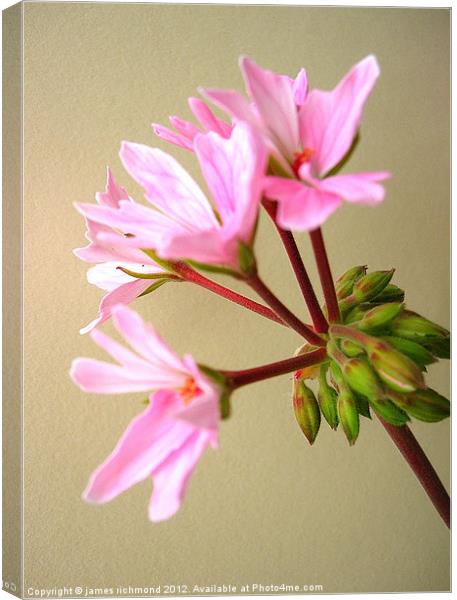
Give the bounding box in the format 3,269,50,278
173,262,285,326
246,273,325,347
263,199,328,333
378,416,450,528
309,227,341,323
226,348,327,389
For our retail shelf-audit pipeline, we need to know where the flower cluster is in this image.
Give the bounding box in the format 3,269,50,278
71,55,450,523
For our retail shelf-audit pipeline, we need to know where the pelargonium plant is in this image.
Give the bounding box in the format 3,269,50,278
71,55,450,526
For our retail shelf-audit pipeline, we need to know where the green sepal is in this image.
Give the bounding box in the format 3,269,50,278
369,397,410,426
340,338,365,358
186,259,239,279
335,265,367,300
352,269,395,303
354,394,371,419
370,284,405,304
138,279,169,297
238,241,257,277
337,388,360,445
357,302,404,333
141,248,176,271
387,388,450,423
293,379,321,445
317,364,339,429
343,303,372,324
381,336,437,369
325,132,361,178
422,336,450,360
388,310,449,342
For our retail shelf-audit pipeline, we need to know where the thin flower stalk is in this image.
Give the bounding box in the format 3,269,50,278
309,227,341,323
225,348,327,389
262,199,329,333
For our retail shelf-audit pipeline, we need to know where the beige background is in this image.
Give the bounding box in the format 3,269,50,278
21,2,450,594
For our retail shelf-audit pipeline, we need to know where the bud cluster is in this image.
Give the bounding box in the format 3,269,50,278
292,265,450,446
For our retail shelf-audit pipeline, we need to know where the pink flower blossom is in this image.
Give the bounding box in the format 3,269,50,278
152,97,232,151
202,55,390,230
74,168,167,333
75,122,266,271
70,305,220,522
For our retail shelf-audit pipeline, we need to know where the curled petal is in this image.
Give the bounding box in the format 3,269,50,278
320,171,391,205
152,123,194,151
265,177,342,231
299,55,380,176
148,430,211,522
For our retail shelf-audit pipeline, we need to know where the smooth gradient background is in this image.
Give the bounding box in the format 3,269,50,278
22,2,450,594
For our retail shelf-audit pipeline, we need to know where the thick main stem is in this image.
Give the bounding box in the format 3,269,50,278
378,416,450,528
173,262,285,326
309,227,341,323
226,348,327,389
246,273,325,347
263,200,328,333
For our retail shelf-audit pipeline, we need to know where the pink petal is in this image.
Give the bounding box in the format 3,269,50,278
188,97,231,137
240,56,299,160
96,168,130,208
292,68,308,106
70,357,163,393
148,430,211,522
83,391,195,504
193,123,266,244
299,55,380,176
265,177,342,231
158,228,235,267
200,87,257,127
174,395,220,432
119,142,218,229
320,171,391,205
151,123,194,151
80,278,155,334
169,115,200,140
111,306,187,375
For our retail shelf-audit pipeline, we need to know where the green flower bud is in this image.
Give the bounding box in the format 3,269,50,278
337,388,360,445
343,303,372,324
358,303,404,332
364,339,426,393
382,336,436,369
352,269,395,303
369,396,410,426
317,365,339,430
354,394,371,419
369,284,405,304
387,388,450,423
389,310,449,342
422,336,450,360
340,338,364,357
342,357,384,400
336,265,367,299
293,378,321,445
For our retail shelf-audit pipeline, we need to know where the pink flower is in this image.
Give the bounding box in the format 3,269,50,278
202,55,390,230
74,168,167,333
75,122,266,271
70,305,220,522
152,97,232,151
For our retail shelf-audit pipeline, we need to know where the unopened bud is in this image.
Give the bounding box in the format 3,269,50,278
389,310,449,342
382,336,436,369
340,339,364,357
387,388,450,423
342,357,384,400
358,303,404,332
369,396,410,426
364,339,426,393
370,284,405,304
337,389,360,445
344,303,372,324
318,365,339,429
355,395,371,419
353,270,395,303
293,377,321,445
422,336,450,360
336,265,367,299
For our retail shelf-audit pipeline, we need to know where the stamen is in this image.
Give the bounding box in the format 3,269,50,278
292,148,314,177
178,377,202,405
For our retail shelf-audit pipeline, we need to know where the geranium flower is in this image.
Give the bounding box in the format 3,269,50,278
75,122,266,272
152,97,232,150
202,55,390,230
74,168,167,333
70,305,220,521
